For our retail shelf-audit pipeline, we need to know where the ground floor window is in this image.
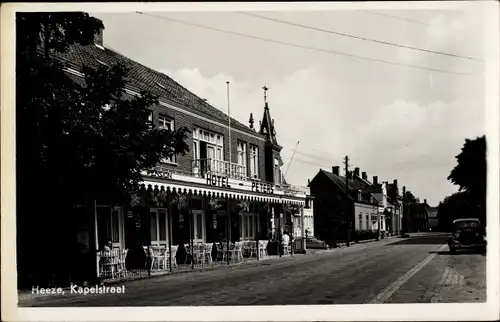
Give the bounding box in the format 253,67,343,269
192,210,206,242
358,214,363,230
96,205,124,249
240,213,258,240
150,208,171,246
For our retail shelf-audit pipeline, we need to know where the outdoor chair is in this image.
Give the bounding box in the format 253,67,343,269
170,245,178,269
203,243,213,265
249,241,258,258
231,242,244,262
192,243,204,265
259,240,268,258
99,248,121,279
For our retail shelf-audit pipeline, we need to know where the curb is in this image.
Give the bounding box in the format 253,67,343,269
18,254,296,301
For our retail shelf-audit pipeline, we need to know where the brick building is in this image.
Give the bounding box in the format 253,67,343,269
20,21,307,286
309,166,402,245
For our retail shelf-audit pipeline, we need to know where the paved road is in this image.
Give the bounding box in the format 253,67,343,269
19,233,486,306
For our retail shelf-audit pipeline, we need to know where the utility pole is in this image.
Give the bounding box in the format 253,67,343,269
344,156,350,247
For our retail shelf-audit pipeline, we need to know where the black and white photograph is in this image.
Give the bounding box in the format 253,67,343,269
1,1,499,321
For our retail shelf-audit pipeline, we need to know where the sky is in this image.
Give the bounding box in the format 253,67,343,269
91,4,486,206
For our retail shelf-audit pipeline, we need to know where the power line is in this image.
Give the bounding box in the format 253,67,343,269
238,12,480,61
135,11,471,76
361,10,432,26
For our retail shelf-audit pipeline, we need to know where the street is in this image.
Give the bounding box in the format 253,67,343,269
19,233,486,307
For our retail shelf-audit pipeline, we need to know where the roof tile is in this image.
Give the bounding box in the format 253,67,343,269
53,44,261,136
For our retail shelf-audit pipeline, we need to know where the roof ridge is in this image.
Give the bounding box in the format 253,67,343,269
58,44,263,138
100,46,256,133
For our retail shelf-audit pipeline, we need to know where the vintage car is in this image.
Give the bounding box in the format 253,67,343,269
448,218,486,254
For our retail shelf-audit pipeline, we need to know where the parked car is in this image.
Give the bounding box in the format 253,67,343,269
448,218,486,254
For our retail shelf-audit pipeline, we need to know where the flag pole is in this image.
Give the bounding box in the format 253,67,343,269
226,81,232,168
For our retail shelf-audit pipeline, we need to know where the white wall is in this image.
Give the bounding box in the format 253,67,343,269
354,203,379,231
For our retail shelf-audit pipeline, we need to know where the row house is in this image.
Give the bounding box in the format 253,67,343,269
290,185,315,239
309,166,402,245
41,21,308,284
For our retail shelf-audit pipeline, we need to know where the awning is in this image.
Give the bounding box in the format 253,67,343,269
140,180,305,206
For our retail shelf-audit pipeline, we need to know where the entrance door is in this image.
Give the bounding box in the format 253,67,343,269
192,210,205,243
150,208,171,247
96,205,124,250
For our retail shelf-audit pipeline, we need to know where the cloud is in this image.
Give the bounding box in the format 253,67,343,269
167,66,484,205
92,7,486,205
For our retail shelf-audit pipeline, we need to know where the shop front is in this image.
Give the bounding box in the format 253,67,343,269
92,171,307,282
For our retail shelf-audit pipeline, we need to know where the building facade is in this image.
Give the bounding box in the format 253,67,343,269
310,166,403,245
20,21,308,287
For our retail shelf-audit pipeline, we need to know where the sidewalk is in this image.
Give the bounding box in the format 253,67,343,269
18,235,402,302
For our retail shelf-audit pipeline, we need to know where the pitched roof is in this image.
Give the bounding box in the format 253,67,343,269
320,169,366,192
53,43,261,137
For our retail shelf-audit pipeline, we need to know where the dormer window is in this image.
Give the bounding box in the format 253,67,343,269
358,191,362,201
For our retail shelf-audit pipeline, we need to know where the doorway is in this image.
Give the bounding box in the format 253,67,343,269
96,205,124,250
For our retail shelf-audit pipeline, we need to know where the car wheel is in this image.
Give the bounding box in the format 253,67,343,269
449,248,456,254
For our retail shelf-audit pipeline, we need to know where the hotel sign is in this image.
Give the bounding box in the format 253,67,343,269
142,169,307,199
251,180,274,194
206,174,231,188
146,169,173,179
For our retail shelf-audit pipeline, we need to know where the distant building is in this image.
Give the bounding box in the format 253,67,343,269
309,166,392,244
426,206,439,230
407,199,431,232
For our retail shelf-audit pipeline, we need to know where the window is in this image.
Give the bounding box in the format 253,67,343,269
150,209,170,246
359,214,363,231
97,206,123,249
192,127,224,175
237,142,247,178
193,141,198,160
159,116,174,131
274,158,281,184
366,215,370,231
240,213,259,240
159,116,175,164
192,210,205,242
249,145,259,179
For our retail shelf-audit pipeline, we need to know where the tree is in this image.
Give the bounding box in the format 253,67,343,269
403,190,418,204
438,191,474,231
16,12,189,287
447,136,486,224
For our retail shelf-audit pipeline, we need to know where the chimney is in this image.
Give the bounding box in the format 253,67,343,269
307,179,311,186
424,199,427,204
393,179,398,186
94,19,104,46
249,113,255,130
373,176,378,185
362,172,367,180
354,167,360,177
332,166,340,176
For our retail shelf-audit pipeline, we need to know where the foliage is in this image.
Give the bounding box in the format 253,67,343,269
438,191,477,231
437,135,487,229
403,190,418,204
16,12,189,287
17,12,190,205
444,136,487,226
448,136,486,203
352,230,379,242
